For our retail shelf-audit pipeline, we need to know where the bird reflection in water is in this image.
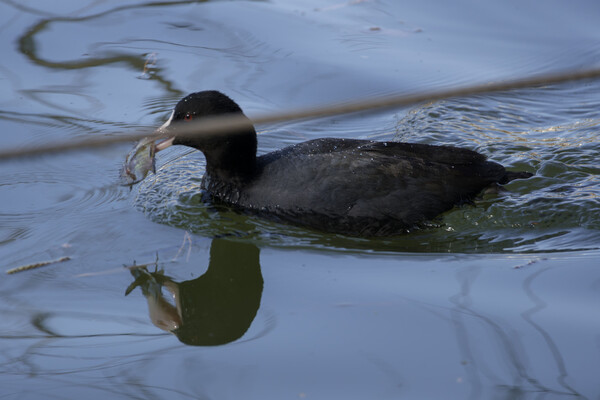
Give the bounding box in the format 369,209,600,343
125,239,263,346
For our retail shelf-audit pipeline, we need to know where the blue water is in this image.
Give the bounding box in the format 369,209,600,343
1,0,599,398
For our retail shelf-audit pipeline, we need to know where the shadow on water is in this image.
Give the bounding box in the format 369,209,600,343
7,0,599,257
125,238,263,346
134,151,600,255
115,238,587,397
7,1,252,135
18,1,204,72
12,0,269,117
0,238,594,397
449,266,582,399
1,0,599,397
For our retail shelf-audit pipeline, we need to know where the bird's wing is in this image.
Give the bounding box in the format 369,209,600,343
248,139,505,229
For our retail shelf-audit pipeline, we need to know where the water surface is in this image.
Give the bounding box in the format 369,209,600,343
1,0,599,398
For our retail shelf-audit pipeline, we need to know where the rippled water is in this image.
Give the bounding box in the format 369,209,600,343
1,0,599,399
135,81,600,253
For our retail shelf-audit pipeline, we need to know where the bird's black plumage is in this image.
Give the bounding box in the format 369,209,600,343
156,91,532,236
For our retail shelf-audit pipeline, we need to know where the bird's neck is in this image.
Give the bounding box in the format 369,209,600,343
203,131,258,183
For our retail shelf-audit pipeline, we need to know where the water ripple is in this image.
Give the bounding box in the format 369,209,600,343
0,154,126,225
132,81,600,254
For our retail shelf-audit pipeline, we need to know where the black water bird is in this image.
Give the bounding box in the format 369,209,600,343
154,91,532,236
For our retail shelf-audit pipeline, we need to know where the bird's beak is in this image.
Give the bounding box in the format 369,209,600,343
156,137,174,152
155,111,175,152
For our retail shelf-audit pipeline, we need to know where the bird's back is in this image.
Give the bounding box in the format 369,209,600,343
206,138,508,235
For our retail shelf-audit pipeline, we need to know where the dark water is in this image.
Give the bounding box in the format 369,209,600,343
1,0,599,398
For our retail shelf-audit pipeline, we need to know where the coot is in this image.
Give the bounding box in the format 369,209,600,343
153,91,532,236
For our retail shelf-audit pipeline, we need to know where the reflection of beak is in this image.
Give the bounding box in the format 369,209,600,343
155,110,175,152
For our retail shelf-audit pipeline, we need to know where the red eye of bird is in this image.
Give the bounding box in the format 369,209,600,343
184,113,193,121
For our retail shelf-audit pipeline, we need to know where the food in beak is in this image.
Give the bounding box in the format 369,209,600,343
119,137,157,186
120,111,176,186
